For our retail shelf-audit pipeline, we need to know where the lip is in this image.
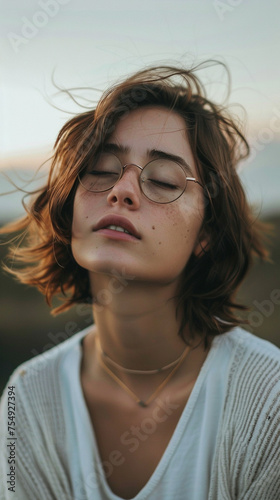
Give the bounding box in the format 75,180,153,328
93,215,141,240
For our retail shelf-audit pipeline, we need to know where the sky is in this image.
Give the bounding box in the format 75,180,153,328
1,0,280,165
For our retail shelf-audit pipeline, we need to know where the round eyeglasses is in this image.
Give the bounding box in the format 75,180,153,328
78,152,204,204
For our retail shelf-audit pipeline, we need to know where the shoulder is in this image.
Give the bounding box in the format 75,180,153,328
0,327,90,422
0,330,88,500
215,327,280,379
224,327,280,383
210,329,280,498
222,328,280,460
220,328,280,410
210,327,280,397
221,326,280,358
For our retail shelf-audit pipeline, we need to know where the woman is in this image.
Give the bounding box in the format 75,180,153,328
0,63,279,499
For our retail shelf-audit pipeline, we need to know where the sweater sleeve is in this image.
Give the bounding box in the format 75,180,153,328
211,334,280,500
0,355,74,500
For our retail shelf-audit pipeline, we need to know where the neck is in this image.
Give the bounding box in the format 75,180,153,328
81,275,212,407
89,274,196,371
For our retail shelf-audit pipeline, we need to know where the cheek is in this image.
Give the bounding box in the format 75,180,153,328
157,204,204,270
163,203,203,242
71,199,82,238
72,190,93,236
148,211,200,283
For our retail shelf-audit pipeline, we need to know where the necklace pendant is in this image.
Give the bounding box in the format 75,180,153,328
138,400,147,408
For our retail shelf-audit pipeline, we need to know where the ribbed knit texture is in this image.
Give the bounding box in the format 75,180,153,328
0,328,280,499
0,339,77,500
209,333,280,499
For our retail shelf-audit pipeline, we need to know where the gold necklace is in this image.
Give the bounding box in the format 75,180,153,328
97,337,190,375
98,343,191,407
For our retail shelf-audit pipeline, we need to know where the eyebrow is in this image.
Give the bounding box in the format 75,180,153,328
103,143,194,175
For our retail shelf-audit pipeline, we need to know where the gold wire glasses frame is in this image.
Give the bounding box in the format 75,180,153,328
78,152,206,204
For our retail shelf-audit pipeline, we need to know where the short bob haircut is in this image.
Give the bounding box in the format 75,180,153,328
1,62,267,344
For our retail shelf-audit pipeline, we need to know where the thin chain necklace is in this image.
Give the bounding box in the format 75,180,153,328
98,342,192,407
97,337,190,375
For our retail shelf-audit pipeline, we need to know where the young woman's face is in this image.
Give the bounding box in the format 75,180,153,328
72,106,207,286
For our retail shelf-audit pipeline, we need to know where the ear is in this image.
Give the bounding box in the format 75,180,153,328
193,228,210,258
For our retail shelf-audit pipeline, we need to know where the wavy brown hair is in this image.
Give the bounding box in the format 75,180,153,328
0,61,268,342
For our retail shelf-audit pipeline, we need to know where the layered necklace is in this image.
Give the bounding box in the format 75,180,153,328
96,337,193,408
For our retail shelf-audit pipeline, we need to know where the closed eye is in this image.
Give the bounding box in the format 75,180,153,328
87,170,118,176
148,179,179,190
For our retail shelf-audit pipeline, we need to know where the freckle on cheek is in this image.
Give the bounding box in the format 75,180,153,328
152,226,155,230
158,241,162,245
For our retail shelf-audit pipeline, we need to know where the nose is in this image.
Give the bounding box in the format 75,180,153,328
106,164,142,208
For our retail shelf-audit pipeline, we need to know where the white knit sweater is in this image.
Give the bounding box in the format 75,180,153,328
0,327,280,499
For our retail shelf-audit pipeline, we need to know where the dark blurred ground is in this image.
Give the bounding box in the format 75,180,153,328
0,215,279,394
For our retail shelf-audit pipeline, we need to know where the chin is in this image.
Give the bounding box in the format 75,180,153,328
87,258,137,280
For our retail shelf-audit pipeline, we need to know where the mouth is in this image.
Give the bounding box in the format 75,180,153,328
104,224,131,235
94,215,141,240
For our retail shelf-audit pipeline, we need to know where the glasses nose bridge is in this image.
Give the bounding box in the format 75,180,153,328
118,162,144,185
122,162,143,175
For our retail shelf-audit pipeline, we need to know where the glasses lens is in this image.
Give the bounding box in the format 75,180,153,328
79,153,121,192
140,159,187,203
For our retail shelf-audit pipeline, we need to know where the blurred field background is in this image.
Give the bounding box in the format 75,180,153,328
0,146,280,393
